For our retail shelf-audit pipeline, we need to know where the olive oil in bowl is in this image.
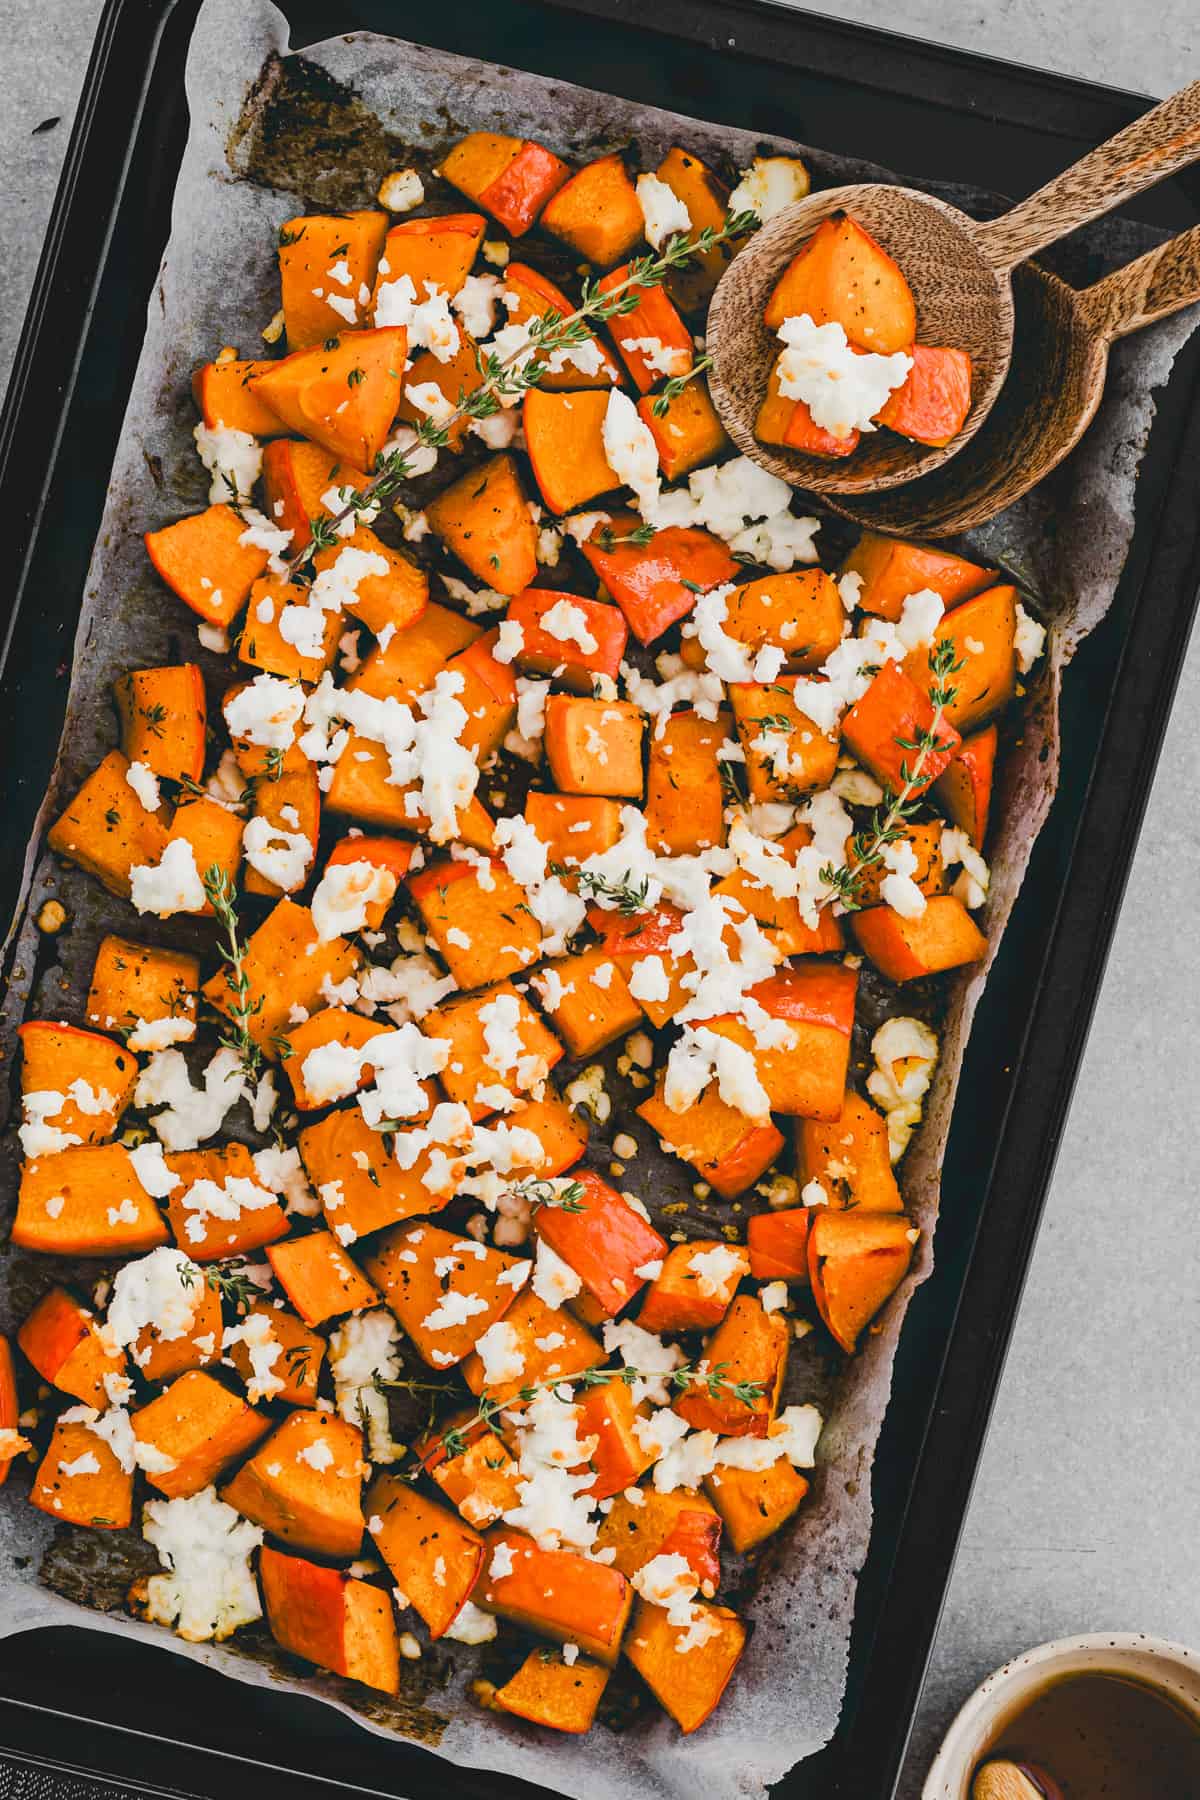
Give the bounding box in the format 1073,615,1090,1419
978,1670,1200,1798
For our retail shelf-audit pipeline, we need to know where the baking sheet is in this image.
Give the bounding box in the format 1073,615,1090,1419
1,1,1197,1796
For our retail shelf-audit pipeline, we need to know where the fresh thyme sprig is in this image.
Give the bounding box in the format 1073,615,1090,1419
650,352,713,418
283,211,758,576
594,521,657,551
178,1260,261,1312
202,864,264,1080
560,866,652,915
506,1176,586,1214
819,639,965,912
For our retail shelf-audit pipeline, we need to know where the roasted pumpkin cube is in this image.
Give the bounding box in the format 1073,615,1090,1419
599,263,693,396
242,767,319,899
18,1286,127,1408
13,1144,169,1258
266,1230,381,1327
523,791,621,878
680,570,844,675
530,946,641,1059
222,678,309,780
503,262,622,391
442,629,518,763
589,902,696,1029
322,835,413,927
704,963,857,1121
533,1169,666,1323
86,935,199,1043
284,1010,392,1112
644,708,729,855
373,211,485,307
311,524,428,640
276,209,389,349
654,146,739,313
840,658,961,794
299,1105,449,1245
349,599,482,702
323,733,496,848
239,575,342,684
875,343,972,446
114,664,206,783
848,817,945,910
130,1272,223,1385
162,797,244,913
226,1303,326,1409
250,328,408,469
746,1210,812,1284
544,696,645,798
704,1458,810,1553
164,1142,289,1263
637,380,729,482
594,1486,722,1590
362,1222,527,1369
808,1208,917,1352
906,585,1018,733
261,439,372,554
851,892,987,982
18,1021,137,1147
522,389,619,516
493,1646,611,1733
392,331,488,452
839,532,995,623
763,212,915,353
367,1475,485,1637
202,899,362,1060
638,1240,749,1334
221,1410,365,1557
540,153,644,265
624,1597,746,1732
711,822,846,960
638,1075,784,1200
934,724,997,850
577,1375,655,1500
259,1545,398,1694
30,1416,132,1530
426,453,538,596
461,1287,603,1407
132,1370,270,1499
506,588,629,691
796,1090,904,1213
192,355,289,436
673,1295,788,1437
415,1410,522,1529
580,513,739,647
424,981,562,1121
144,504,270,627
47,750,170,901
408,857,540,988
503,1086,589,1176
440,133,569,236
728,677,841,802
473,1529,632,1664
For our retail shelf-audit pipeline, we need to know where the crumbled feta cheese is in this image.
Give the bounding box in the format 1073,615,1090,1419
311,858,397,941
776,313,912,438
129,838,207,918
635,173,691,249
139,1487,264,1642
728,156,810,223
193,422,262,504
125,760,162,812
377,168,424,212
1014,601,1047,673
134,1047,246,1152
443,1599,498,1644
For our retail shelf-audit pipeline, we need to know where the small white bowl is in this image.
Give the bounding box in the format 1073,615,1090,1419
922,1632,1200,1798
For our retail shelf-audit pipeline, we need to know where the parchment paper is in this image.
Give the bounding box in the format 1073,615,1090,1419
1,2,1197,1795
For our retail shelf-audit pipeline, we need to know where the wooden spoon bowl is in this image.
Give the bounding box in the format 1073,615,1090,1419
706,184,1013,494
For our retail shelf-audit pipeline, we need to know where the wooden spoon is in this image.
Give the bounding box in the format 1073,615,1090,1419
706,81,1200,499
816,227,1200,537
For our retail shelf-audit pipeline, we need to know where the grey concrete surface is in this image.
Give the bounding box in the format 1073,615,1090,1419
1,3,1197,1796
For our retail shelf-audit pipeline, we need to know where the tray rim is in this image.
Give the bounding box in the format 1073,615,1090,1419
0,3,1198,1799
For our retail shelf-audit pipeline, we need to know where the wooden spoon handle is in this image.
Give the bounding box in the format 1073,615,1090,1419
1079,226,1200,341
976,81,1200,272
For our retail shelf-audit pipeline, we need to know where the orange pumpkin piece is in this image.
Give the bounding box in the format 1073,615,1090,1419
506,588,629,690
30,1417,132,1530
131,1275,223,1386
533,1169,667,1323
540,153,644,265
906,585,1018,732
312,524,428,639
415,1410,522,1529
674,1295,788,1439
163,796,244,911
875,343,972,446
522,388,620,516
425,453,539,596
0,1339,23,1488
192,355,290,436
625,1597,747,1730
13,1145,169,1258
441,629,518,762
595,1486,722,1591
577,1376,655,1500
680,569,844,675
523,791,621,878
934,724,997,849
704,962,858,1120
348,598,482,701
839,531,995,623
543,696,645,798
532,944,643,1060
441,133,570,236
113,665,206,783
785,392,862,459
504,1087,590,1177
644,708,729,855
392,329,487,451
283,1010,391,1112
502,262,621,390
727,677,841,802
711,822,846,960
250,329,407,470
637,1075,785,1200
164,1142,289,1263
795,1089,903,1213
840,658,961,794
226,1303,326,1409
373,212,485,307
267,1231,380,1328
654,146,740,313
86,935,199,1042
222,678,309,780
367,1476,485,1638
361,1222,527,1369
323,733,496,848
221,1410,365,1557
746,1210,813,1284
808,1209,917,1351
848,817,944,911
132,1370,270,1499
589,902,695,1029
276,209,389,349
755,352,809,451
704,1458,810,1553
18,1021,137,1146
408,857,540,988
580,513,738,646
259,1545,398,1694
637,380,730,481
46,749,170,901
144,505,271,627
261,439,372,554
461,1288,603,1408
239,575,341,684
424,982,562,1121
474,1529,632,1664
764,212,916,353
599,266,694,396
18,1287,127,1408
638,1240,750,1335
242,766,319,899
851,892,988,982
202,899,361,1059
493,1647,611,1733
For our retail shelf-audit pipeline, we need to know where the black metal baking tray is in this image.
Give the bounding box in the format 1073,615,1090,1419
1,2,1198,1797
